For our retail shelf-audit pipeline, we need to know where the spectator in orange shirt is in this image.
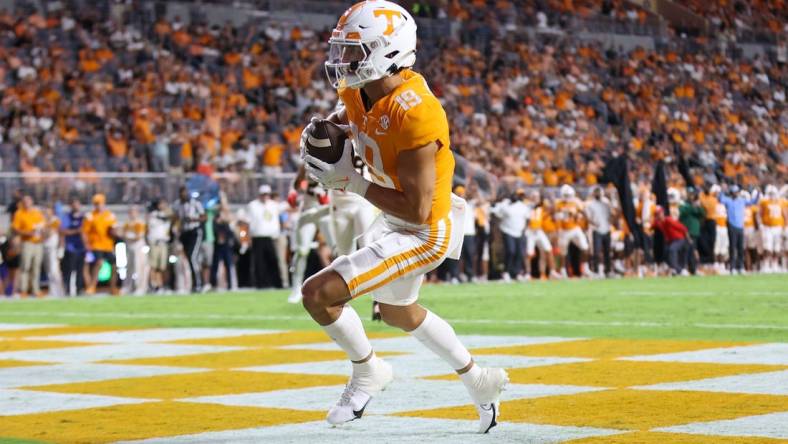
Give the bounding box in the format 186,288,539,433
11,195,45,297
82,194,118,295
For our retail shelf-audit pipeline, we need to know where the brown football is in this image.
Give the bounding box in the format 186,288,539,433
305,119,348,165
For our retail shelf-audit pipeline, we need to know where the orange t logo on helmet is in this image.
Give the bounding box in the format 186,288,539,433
373,9,402,35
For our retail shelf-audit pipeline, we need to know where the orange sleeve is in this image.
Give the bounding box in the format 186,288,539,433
11,211,23,232
338,87,362,124
397,97,448,152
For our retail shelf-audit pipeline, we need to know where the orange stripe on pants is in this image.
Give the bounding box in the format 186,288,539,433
353,218,452,298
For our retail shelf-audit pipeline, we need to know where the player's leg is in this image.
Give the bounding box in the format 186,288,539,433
570,227,592,276
18,241,33,296
558,230,570,277
316,211,335,255
376,289,507,434
332,208,355,256
539,231,560,278
462,233,477,281
301,267,392,425
718,226,730,273
88,257,104,294
288,219,317,303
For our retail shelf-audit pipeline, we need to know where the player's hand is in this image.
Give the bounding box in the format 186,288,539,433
304,139,370,196
287,189,299,208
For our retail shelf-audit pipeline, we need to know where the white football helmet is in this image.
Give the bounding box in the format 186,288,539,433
560,184,575,199
765,184,778,198
325,0,417,89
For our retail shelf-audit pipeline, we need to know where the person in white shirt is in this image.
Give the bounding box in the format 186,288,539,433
491,189,531,281
122,206,148,295
147,199,172,293
585,186,613,276
247,185,282,288
43,205,64,297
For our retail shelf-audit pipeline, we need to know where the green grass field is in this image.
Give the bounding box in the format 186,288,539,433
1,274,786,341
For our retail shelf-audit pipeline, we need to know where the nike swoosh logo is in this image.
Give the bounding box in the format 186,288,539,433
359,25,369,29
353,398,371,419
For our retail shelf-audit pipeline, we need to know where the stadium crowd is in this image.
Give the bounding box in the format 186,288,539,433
0,1,786,298
1,179,786,299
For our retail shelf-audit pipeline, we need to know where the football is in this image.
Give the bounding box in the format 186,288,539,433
305,119,348,165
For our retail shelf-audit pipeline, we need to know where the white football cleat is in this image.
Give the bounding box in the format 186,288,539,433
465,367,509,433
476,401,501,434
326,357,393,425
287,289,302,304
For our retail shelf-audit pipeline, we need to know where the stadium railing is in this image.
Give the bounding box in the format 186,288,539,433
0,172,297,206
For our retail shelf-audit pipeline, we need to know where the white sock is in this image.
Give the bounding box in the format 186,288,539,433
410,310,472,370
322,306,373,362
459,364,484,402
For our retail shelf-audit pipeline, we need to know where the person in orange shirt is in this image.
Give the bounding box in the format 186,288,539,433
709,184,729,273
11,195,45,297
82,194,118,295
759,185,786,272
122,206,148,295
554,185,591,277
525,190,559,279
741,190,759,271
699,186,720,266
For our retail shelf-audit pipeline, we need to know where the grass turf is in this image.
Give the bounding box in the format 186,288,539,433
0,274,785,342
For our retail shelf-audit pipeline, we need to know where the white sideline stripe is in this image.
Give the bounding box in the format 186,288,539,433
2,311,788,331
0,323,63,330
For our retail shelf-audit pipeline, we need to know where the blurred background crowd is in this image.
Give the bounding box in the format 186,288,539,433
0,0,785,297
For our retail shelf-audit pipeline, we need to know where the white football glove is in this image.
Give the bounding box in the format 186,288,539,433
299,116,321,160
304,139,370,197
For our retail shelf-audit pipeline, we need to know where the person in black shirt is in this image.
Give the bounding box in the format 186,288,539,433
173,187,206,293
60,198,86,296
210,206,237,290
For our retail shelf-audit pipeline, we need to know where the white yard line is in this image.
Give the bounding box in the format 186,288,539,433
1,311,787,331
619,291,788,296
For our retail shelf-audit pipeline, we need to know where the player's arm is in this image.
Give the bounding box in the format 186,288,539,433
364,142,437,225
294,164,306,188
326,107,348,126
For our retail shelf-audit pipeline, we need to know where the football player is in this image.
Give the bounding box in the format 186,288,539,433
759,185,785,272
299,0,507,433
555,184,592,277
525,190,560,279
710,184,730,273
